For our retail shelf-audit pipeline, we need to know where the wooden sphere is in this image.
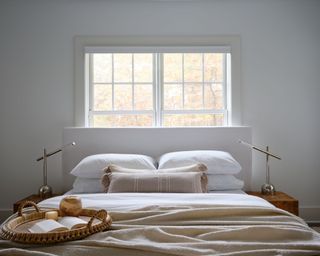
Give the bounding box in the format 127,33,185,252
59,196,82,216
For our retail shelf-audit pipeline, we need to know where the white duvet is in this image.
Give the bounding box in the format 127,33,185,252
38,192,274,212
1,193,320,256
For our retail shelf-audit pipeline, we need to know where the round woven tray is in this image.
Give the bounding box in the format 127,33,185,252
0,201,112,244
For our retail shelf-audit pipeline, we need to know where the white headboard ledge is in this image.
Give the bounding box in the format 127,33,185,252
62,127,252,192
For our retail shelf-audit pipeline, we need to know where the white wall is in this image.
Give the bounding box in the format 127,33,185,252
0,0,319,222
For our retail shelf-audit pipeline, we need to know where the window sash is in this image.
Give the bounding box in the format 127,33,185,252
85,46,231,54
87,50,230,127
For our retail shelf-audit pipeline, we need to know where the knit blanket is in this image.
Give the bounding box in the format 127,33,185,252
1,194,320,256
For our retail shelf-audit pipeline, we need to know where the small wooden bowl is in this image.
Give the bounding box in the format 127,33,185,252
59,196,82,217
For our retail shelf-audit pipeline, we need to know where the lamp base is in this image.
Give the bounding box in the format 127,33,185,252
39,185,53,199
261,183,275,195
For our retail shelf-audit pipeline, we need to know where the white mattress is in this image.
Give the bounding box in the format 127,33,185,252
39,193,274,212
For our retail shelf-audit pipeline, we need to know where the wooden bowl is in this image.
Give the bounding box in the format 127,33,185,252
59,196,82,217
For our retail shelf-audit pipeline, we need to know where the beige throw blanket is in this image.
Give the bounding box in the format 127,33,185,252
1,205,320,256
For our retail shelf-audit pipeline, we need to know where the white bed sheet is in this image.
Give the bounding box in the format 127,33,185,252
65,189,247,195
208,189,246,194
38,193,274,212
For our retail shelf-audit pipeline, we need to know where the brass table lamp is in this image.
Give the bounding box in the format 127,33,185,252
36,142,76,199
239,140,281,195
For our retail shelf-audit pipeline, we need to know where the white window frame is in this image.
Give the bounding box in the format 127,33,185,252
74,36,241,127
87,52,156,126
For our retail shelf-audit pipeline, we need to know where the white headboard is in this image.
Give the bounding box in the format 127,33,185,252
62,127,252,192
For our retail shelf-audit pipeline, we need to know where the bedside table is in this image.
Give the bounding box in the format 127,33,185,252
246,191,299,216
13,194,60,213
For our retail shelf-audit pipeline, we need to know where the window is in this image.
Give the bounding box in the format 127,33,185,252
162,52,228,127
74,36,241,126
89,53,154,127
86,48,231,127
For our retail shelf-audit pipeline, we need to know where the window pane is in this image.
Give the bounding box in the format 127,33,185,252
163,84,183,110
163,114,224,127
114,84,132,110
184,84,203,110
114,54,132,82
93,84,112,111
134,84,153,110
93,115,153,127
184,54,202,82
93,54,112,83
204,83,224,110
204,53,223,82
89,50,228,128
163,54,182,82
134,54,153,82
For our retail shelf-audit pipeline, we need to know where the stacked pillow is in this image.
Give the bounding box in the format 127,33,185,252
70,150,243,193
158,150,244,191
70,153,156,193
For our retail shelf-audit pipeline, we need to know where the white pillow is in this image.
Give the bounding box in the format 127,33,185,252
158,150,241,175
72,177,102,193
207,175,244,191
105,163,207,174
71,153,156,178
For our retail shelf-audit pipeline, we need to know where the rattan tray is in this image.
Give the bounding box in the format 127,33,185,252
0,201,112,244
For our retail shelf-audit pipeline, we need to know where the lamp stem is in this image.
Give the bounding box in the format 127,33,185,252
39,148,52,198
43,148,47,186
266,146,270,184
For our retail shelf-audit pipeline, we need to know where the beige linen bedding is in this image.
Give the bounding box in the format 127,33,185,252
1,203,320,256
102,164,208,193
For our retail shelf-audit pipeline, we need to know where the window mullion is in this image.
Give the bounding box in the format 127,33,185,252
155,53,162,127
162,109,225,115
88,54,94,126
92,110,153,115
111,54,115,110
152,54,156,126
160,81,221,85
222,53,228,125
95,82,150,85
223,53,227,110
202,53,205,108
132,54,135,110
182,54,185,109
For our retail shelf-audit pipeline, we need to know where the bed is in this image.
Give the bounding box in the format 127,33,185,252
1,127,320,256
